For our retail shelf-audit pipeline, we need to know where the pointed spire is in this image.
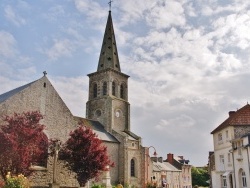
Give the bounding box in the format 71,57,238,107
97,11,121,72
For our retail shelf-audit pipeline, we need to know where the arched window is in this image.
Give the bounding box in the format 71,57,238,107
103,82,107,96
131,159,135,177
120,84,124,99
242,170,247,187
93,83,97,98
112,82,116,96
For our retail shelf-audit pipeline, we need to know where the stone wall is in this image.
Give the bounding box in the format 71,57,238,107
104,141,120,185
0,77,111,187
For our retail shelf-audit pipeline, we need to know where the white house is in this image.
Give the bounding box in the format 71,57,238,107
211,104,250,188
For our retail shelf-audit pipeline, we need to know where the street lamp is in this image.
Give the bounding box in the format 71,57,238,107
145,146,157,185
148,146,157,158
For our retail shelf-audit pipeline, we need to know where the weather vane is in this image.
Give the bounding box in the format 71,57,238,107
108,0,113,11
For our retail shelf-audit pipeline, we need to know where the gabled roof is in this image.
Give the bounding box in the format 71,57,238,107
211,104,250,134
74,117,119,143
0,80,37,103
163,162,181,171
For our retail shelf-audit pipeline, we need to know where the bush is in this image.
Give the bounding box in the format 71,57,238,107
3,172,29,188
91,184,105,188
146,182,156,188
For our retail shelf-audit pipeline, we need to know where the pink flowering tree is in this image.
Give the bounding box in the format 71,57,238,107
59,125,114,186
0,111,48,180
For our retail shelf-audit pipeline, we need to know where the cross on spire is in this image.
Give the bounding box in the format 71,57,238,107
108,0,113,11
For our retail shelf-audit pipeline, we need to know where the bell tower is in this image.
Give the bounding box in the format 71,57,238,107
86,11,130,133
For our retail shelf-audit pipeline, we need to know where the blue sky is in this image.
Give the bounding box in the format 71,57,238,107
1,0,250,166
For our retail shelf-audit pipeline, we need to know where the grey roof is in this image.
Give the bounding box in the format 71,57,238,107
0,80,37,103
123,130,140,140
97,11,121,72
74,117,119,143
153,161,181,172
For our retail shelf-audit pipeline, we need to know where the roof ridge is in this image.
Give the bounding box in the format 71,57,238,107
211,104,250,134
0,77,42,103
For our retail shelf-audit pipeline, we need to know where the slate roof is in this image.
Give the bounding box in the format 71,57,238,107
74,116,119,143
211,104,250,134
0,80,37,103
97,11,121,72
123,129,140,140
153,161,181,172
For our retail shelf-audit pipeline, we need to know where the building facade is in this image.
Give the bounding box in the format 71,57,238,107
151,157,181,188
0,10,148,188
210,104,250,188
165,153,192,188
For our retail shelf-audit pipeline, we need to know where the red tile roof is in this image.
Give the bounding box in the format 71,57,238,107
211,104,250,134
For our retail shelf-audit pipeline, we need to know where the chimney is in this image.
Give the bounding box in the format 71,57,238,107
229,111,235,116
167,153,174,164
158,157,163,163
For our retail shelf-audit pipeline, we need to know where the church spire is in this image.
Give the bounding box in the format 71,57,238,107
97,11,121,72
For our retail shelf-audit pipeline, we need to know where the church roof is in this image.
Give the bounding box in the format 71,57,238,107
211,104,250,134
97,11,121,72
74,117,119,143
0,80,37,103
123,130,141,140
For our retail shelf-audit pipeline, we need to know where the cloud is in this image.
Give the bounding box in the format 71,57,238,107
42,39,75,60
0,31,17,58
50,76,89,117
145,0,186,29
4,5,26,26
74,0,106,21
156,115,195,130
2,0,250,166
42,5,66,22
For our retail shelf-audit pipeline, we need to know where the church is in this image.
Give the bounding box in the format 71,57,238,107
0,10,148,187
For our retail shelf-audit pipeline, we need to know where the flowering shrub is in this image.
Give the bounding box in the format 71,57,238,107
0,180,5,188
3,172,29,188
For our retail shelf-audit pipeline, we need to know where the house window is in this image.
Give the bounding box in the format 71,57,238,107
131,159,135,177
218,133,222,142
103,82,107,96
120,84,124,99
222,176,227,187
112,82,116,96
242,171,247,187
219,155,224,164
228,153,231,163
93,83,97,98
238,141,242,155
226,130,228,139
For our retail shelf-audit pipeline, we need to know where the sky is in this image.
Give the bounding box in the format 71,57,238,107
1,0,250,167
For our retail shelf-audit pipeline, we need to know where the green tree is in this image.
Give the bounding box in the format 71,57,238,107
191,166,209,187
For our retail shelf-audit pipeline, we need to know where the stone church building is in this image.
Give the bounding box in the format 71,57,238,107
0,11,148,187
